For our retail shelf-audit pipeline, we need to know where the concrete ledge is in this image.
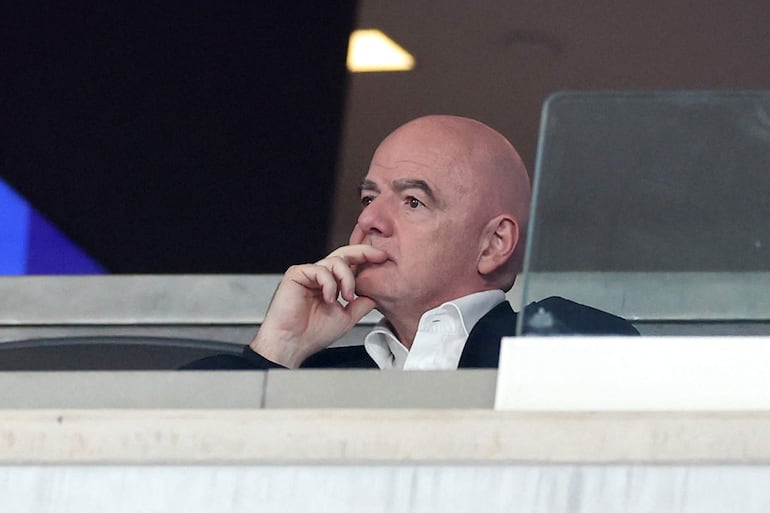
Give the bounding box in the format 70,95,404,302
0,371,265,409
1,272,768,327
4,409,770,464
0,370,497,409
0,275,285,325
264,369,497,409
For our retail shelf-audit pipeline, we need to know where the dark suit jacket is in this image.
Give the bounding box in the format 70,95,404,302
181,296,638,370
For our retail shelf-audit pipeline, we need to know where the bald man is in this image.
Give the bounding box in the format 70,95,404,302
184,115,636,371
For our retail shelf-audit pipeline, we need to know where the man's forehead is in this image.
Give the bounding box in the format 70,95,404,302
363,135,470,195
364,151,459,182
373,134,454,164
363,151,447,176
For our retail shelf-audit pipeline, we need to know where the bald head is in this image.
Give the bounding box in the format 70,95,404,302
381,115,529,224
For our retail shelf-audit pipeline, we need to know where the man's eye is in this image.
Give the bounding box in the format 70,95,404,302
361,196,374,207
407,197,424,209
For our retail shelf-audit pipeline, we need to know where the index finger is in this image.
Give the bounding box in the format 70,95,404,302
325,244,389,265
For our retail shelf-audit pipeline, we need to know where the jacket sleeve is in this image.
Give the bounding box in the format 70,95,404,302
178,345,287,370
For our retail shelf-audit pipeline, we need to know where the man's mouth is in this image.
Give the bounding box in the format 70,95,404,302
374,247,395,263
354,258,392,276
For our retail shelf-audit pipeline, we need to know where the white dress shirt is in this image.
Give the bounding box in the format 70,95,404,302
363,290,506,370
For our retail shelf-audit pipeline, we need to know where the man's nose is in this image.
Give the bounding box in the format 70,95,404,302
354,198,393,238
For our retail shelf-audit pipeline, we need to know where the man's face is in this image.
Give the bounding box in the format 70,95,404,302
348,129,489,314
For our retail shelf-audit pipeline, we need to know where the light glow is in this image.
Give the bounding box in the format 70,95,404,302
347,29,415,72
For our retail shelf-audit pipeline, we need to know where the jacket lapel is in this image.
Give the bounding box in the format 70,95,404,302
457,301,518,368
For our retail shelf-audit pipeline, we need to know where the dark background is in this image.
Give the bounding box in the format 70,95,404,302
3,3,357,273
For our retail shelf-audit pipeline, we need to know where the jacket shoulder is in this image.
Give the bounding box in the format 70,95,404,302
524,296,639,335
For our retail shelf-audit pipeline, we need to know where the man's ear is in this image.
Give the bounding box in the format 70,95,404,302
477,216,519,276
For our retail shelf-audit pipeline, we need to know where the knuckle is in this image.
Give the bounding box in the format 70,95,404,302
285,263,309,275
285,263,323,281
319,256,345,269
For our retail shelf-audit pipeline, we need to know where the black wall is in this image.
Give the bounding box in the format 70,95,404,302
2,3,356,273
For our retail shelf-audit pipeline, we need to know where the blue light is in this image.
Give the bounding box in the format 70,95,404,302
0,177,105,274
0,178,30,275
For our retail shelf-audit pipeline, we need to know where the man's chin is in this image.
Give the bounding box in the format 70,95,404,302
354,269,391,301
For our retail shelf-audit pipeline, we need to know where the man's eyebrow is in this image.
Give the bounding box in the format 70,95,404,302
392,179,438,204
358,179,379,194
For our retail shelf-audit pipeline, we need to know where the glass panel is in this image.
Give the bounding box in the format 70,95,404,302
518,91,770,335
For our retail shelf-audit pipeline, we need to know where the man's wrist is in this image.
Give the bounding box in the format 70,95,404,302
249,330,308,369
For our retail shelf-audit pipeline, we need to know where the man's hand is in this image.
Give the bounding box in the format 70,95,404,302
249,245,388,368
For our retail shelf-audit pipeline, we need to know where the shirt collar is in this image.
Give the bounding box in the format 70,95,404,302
364,290,506,370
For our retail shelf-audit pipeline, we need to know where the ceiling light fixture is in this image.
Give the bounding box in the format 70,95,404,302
346,29,415,72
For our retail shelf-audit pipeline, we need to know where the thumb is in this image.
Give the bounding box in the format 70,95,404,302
344,296,377,325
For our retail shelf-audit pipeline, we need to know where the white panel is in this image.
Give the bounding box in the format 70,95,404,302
496,336,770,410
